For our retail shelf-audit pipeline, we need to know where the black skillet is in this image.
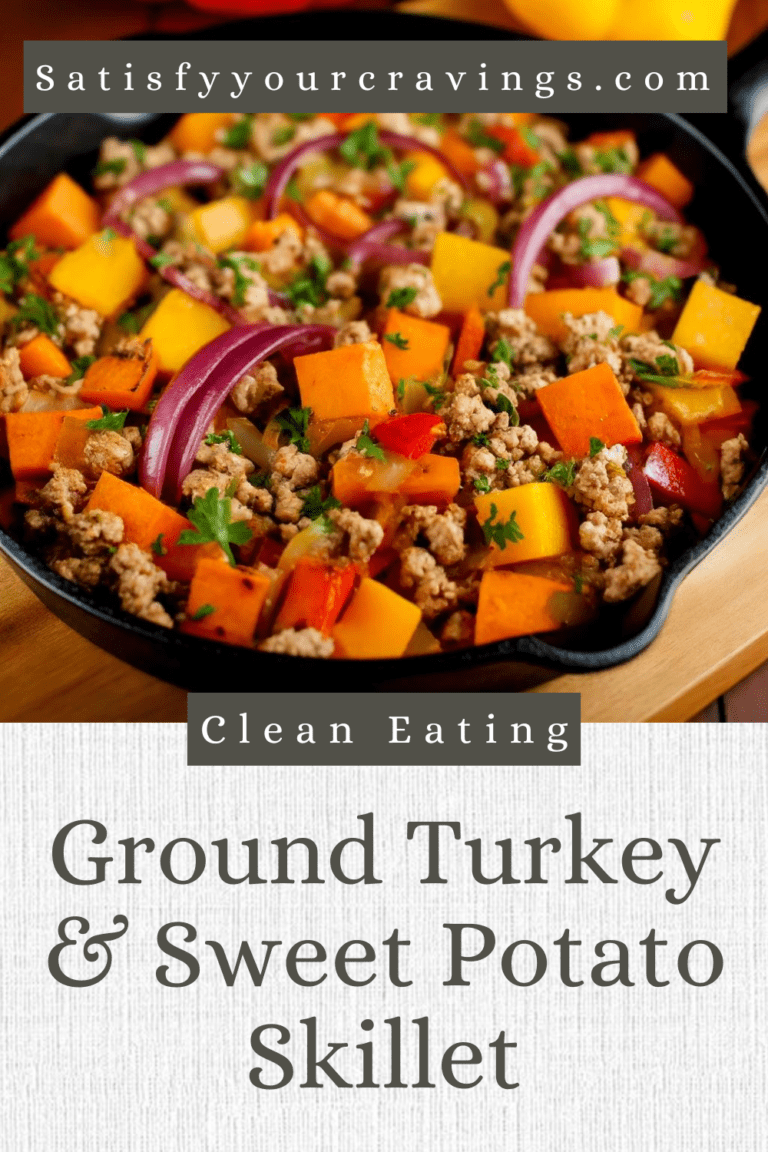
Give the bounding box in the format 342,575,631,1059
1,13,767,692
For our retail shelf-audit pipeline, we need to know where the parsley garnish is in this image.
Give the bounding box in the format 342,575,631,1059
495,458,508,470
573,573,584,595
492,336,515,369
655,353,679,375
356,419,386,461
472,432,490,447
488,389,519,425
607,324,624,339
594,146,632,175
385,157,417,194
287,253,331,309
11,293,60,338
127,139,147,164
628,354,680,384
544,459,577,488
285,176,302,202
218,252,259,307
412,113,443,128
384,331,409,350
558,148,582,178
488,260,511,297
465,119,505,154
387,286,418,309
647,276,683,310
339,122,388,169
275,406,312,453
300,485,341,522
271,125,296,147
655,227,677,254
287,113,314,122
0,235,39,296
221,115,254,149
231,161,269,200
577,217,616,260
149,252,175,270
151,533,167,557
481,502,524,549
65,355,96,386
473,475,491,493
86,406,128,431
205,430,242,455
190,603,216,621
423,381,447,411
178,487,253,566
589,437,605,457
94,158,127,178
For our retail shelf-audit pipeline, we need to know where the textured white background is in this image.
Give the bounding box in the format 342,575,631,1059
1,723,766,1150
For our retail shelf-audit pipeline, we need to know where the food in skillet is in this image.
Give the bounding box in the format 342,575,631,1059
0,113,761,658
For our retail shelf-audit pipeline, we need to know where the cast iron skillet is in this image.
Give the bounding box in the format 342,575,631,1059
1,14,767,691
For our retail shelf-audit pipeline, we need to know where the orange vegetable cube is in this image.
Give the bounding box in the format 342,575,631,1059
439,129,481,176
168,113,235,154
636,153,694,209
452,306,486,375
404,152,449,200
671,280,761,372
187,196,254,254
538,362,642,457
475,570,573,645
381,309,451,385
18,334,71,380
431,231,510,312
244,212,302,253
79,344,158,412
140,289,231,376
605,197,652,246
183,559,270,648
332,577,421,659
401,454,461,505
295,341,394,421
48,230,146,317
304,190,373,240
474,483,576,567
6,407,102,481
87,471,190,556
525,287,643,343
9,172,100,250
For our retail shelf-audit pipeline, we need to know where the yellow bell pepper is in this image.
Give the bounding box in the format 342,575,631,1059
48,229,146,318
474,483,576,566
650,383,741,425
672,280,761,372
431,231,509,312
186,196,254,254
332,578,422,659
404,152,449,200
502,0,736,40
140,289,230,376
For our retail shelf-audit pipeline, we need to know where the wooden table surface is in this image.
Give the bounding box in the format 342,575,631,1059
1,7,767,721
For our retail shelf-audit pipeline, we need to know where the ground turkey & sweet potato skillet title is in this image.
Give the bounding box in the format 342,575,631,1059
0,112,761,659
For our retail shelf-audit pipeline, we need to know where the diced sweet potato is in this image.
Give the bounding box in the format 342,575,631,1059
295,341,394,421
671,280,760,372
381,309,451,384
183,558,270,648
332,577,421,659
401,454,461,505
636,153,694,209
139,289,231,376
79,344,158,411
9,173,100,250
6,407,102,481
168,113,235,154
474,483,576,566
431,231,510,312
18,334,71,380
244,213,302,253
48,230,146,318
537,362,642,457
475,570,572,645
525,287,643,343
304,190,373,240
452,306,485,375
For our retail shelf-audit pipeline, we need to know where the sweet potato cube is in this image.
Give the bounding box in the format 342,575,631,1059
635,153,694,209
18,333,71,380
6,407,102,481
400,454,461,505
86,471,189,553
140,289,231,376
474,483,575,567
187,195,254,254
79,345,158,412
48,230,146,317
244,213,302,253
537,362,642,457
295,341,394,421
431,231,510,312
9,172,100,250
671,280,761,372
332,577,421,659
475,570,572,645
381,309,451,384
304,190,372,240
168,113,235,154
183,559,270,648
525,288,643,343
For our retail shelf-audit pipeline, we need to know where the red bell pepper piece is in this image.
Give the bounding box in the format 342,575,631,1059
485,125,540,168
699,399,757,436
643,442,722,519
275,558,356,635
373,413,444,460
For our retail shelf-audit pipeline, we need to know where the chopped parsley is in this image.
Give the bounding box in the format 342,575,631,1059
151,533,167,557
178,487,253,567
205,430,242,455
117,302,154,334
384,331,409,350
0,235,39,296
93,158,127,178
271,124,296,147
544,459,577,488
275,406,312,453
190,603,216,621
488,260,511,297
300,485,341,523
647,275,683,310
339,122,388,169
472,432,490,447
558,148,583,178
423,380,447,411
412,113,443,128
218,252,259,307
287,253,331,309
464,118,505,155
221,115,254,150
473,475,491,493
488,389,519,425
491,336,515,369
495,458,509,470
127,139,147,164
387,286,418,310
10,293,60,338
607,324,625,339
65,355,96,386
589,437,605,457
355,419,386,461
149,252,176,270
573,573,584,595
481,503,524,549
231,160,269,200
385,157,417,194
593,146,632,175
654,227,678,254
101,227,117,243
577,217,617,260
284,176,302,202
287,113,314,122
86,407,128,432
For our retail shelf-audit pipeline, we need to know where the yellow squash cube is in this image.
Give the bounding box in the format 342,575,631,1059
48,230,146,317
140,288,230,376
431,231,509,312
474,483,575,567
672,280,760,371
405,152,449,200
186,196,254,254
332,578,421,659
650,383,741,425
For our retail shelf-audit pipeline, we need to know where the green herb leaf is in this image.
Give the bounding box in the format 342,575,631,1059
387,286,418,309
190,603,216,620
300,485,341,521
10,293,60,338
221,115,254,150
558,148,582,178
151,533,167,557
93,158,127,178
473,475,491,493
285,176,302,202
0,234,39,296
65,355,96,386
385,157,417,194
86,406,128,432
491,336,515,369
286,253,331,309
384,331,409,350
339,122,388,170
412,113,443,128
275,406,312,453
594,145,632,175
465,118,505,155
178,487,253,566
589,437,605,458
654,227,678,254
488,259,511,297
647,275,683,310
495,458,509,470
607,324,624,339
149,252,176,270
127,139,147,164
544,459,577,488
231,160,269,200
422,380,447,411
356,419,387,461
218,252,259,307
205,430,242,455
472,432,490,447
573,573,584,595
487,389,519,425
271,124,296,147
481,502,524,549
577,217,617,260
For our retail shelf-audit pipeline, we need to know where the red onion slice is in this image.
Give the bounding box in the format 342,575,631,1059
482,159,513,205
621,244,703,282
164,324,335,500
567,256,621,288
264,128,467,218
626,445,653,517
508,174,682,308
102,160,225,230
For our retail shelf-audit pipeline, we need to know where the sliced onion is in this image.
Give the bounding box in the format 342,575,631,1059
226,417,276,471
508,174,682,308
165,324,335,500
567,256,621,288
19,392,89,413
482,159,513,205
621,244,703,282
264,129,467,219
102,160,225,229
308,417,366,457
344,453,419,495
626,445,653,517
